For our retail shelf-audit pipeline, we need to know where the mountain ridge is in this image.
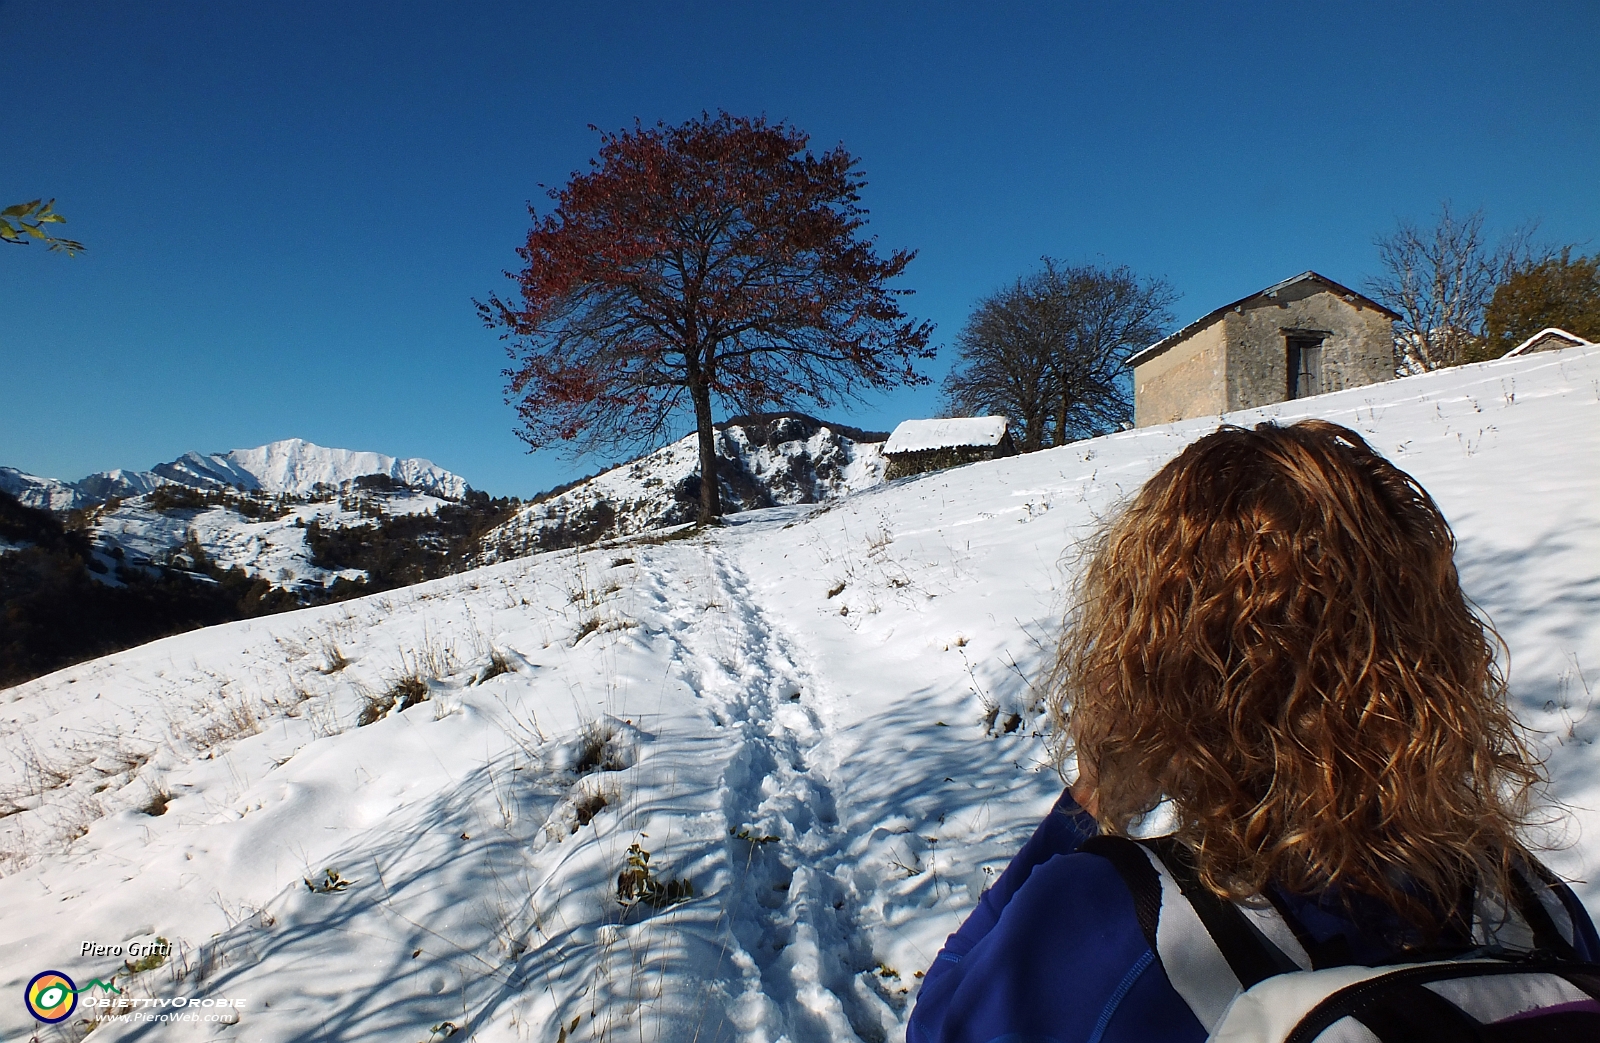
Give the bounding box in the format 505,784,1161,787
0,438,470,510
479,412,888,561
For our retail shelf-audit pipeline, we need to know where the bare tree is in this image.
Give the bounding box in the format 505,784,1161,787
942,260,1176,448
1365,203,1536,372
941,278,1055,450
1046,262,1176,444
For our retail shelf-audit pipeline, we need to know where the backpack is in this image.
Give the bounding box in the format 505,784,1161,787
1080,835,1600,1042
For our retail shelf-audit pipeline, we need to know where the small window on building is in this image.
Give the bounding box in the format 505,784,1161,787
1287,335,1324,399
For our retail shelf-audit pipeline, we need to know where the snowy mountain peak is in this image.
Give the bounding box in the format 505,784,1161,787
156,439,469,500
0,467,87,512
2,439,470,511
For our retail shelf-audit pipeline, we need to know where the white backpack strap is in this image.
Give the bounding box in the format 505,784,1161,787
1081,835,1306,1033
1139,843,1247,1032
1209,963,1392,1043
1466,855,1585,957
1509,856,1583,956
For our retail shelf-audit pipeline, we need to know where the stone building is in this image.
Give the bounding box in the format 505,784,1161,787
1126,272,1398,428
1504,327,1595,357
882,416,1016,479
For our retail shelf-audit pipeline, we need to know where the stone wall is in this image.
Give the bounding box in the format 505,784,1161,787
1226,282,1395,411
884,445,1005,480
1133,282,1396,427
1133,318,1230,427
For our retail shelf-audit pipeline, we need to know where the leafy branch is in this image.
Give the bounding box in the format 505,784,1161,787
1,199,85,255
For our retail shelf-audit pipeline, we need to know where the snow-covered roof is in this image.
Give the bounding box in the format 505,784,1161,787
1504,327,1594,358
1126,271,1399,369
884,416,1010,454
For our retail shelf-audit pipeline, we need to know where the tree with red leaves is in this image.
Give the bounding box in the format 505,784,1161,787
479,111,935,523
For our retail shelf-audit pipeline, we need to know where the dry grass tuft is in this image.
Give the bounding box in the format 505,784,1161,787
573,790,609,830
319,642,351,673
142,786,172,817
570,718,630,775
477,649,514,683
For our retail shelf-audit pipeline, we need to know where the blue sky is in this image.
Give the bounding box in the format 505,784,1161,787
3,2,1597,497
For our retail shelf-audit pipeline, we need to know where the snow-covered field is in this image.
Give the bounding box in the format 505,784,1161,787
1,346,1596,1042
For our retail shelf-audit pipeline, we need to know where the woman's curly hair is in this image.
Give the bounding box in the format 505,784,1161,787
1049,419,1543,933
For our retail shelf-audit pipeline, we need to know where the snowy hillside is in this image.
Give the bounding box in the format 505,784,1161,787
89,490,454,592
1,347,1596,1043
0,438,469,511
480,414,887,562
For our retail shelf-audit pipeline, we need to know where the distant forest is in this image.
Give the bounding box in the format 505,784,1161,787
0,489,517,688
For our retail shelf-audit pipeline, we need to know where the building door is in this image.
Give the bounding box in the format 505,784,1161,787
1287,336,1324,398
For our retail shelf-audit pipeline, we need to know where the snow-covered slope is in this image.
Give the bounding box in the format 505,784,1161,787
2,440,473,596
481,413,886,561
89,492,452,592
0,347,1595,1043
1,465,176,510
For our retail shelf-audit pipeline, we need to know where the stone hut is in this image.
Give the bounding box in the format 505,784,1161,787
883,417,1016,479
1126,272,1398,428
1504,327,1595,357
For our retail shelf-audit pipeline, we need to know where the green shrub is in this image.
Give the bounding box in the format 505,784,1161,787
616,841,693,909
123,938,170,974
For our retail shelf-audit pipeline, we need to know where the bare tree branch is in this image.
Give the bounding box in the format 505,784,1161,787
1365,202,1541,372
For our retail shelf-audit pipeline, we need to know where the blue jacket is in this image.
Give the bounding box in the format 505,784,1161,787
908,790,1600,1043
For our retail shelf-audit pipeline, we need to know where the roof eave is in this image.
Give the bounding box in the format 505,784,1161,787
1126,271,1401,369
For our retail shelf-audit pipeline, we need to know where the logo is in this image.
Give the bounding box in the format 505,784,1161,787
24,970,120,1023
25,970,77,1023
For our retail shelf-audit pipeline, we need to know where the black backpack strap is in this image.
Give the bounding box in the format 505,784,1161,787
1260,886,1354,969
1507,857,1580,960
1351,983,1490,1043
1143,837,1302,988
1078,835,1162,954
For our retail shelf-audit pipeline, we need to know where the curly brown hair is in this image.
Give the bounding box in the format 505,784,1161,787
1049,419,1543,934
